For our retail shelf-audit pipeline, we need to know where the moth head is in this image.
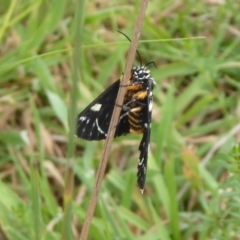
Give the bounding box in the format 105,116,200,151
131,66,155,86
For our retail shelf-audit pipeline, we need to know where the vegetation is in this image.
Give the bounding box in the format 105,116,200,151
0,0,240,239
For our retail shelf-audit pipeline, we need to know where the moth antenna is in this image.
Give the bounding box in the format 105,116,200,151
116,30,142,66
145,61,158,69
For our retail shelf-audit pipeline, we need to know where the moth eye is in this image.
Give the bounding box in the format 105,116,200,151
138,73,145,78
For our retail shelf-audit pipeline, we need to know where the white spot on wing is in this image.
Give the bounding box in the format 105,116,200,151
79,116,87,121
139,158,144,165
149,100,153,112
96,119,107,136
91,103,102,112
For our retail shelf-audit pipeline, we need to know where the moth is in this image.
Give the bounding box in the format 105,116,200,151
76,65,155,193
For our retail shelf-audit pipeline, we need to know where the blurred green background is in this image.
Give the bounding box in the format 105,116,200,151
0,0,240,239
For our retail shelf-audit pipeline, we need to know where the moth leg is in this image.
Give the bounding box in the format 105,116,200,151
117,99,146,109
114,107,131,129
115,103,123,108
119,84,129,88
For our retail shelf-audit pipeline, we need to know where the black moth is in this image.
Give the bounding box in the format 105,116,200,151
76,66,155,193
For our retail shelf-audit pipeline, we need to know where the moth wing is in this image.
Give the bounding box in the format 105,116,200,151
76,80,130,140
137,85,153,192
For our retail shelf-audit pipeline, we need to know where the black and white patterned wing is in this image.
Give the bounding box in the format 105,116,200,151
137,83,154,193
76,80,130,140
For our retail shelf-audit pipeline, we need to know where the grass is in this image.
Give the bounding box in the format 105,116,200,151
1,0,240,239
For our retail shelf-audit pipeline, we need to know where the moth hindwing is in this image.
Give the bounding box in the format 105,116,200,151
76,66,155,193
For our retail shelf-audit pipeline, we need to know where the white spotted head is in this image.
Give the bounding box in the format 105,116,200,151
131,66,155,89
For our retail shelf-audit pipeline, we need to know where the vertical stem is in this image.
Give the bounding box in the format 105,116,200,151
79,0,149,239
